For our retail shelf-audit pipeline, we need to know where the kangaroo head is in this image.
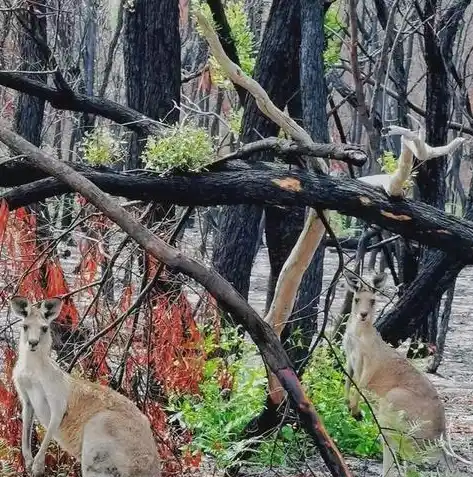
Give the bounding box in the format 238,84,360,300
345,271,387,324
10,296,62,354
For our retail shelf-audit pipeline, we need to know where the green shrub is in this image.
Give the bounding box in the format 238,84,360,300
167,328,266,467
195,1,255,89
324,2,344,67
141,124,214,173
168,326,381,470
302,346,382,458
79,127,123,166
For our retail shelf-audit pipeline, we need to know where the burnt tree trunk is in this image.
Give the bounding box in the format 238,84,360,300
280,0,329,368
377,1,471,361
123,0,180,168
14,5,46,146
212,0,302,301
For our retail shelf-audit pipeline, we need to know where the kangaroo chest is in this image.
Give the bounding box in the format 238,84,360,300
13,359,69,430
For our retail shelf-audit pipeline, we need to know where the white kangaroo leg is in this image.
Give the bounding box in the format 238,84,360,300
18,390,34,472
32,406,65,477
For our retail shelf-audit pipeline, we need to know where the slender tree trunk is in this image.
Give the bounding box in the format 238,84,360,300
14,5,47,146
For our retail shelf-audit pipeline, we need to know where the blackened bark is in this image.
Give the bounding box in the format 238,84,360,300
124,0,180,167
5,164,473,259
280,0,329,367
377,1,471,350
0,71,160,136
14,4,47,146
212,0,301,300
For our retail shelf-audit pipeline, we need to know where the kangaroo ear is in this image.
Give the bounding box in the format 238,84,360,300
344,270,361,292
372,272,387,291
39,298,63,322
10,296,32,318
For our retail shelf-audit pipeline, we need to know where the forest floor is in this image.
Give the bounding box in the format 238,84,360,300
240,240,473,476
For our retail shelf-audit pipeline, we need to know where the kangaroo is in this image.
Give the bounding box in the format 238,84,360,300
342,271,452,477
11,296,160,477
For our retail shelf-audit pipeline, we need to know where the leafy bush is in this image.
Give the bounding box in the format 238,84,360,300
229,107,243,137
195,1,256,89
79,127,123,166
141,124,214,173
167,327,266,467
168,327,381,470
378,150,398,174
324,2,344,67
302,346,382,458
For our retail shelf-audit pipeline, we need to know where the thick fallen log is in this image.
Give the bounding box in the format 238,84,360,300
3,162,473,263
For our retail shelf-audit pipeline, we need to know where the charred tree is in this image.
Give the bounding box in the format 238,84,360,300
377,0,471,365
280,0,329,368
212,0,302,302
14,3,47,146
123,0,180,168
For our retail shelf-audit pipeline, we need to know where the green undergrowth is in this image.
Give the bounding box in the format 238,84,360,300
167,327,381,470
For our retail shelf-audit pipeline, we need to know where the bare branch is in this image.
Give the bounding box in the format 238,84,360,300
0,72,160,136
347,0,373,135
359,125,466,196
220,137,368,166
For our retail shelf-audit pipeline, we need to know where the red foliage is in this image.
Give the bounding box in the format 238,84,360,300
44,259,80,325
0,203,206,475
119,285,133,313
149,293,204,395
0,199,8,245
0,347,23,470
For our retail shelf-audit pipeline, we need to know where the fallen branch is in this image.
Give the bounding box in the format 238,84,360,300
359,125,465,196
221,137,367,166
0,121,352,476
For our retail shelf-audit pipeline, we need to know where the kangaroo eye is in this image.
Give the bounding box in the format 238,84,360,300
370,299,376,306
354,298,360,304
41,326,48,333
23,325,28,331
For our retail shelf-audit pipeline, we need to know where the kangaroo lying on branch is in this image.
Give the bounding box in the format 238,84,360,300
11,296,160,477
342,271,455,476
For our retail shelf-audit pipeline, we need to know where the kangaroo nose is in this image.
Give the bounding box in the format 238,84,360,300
29,339,39,347
360,312,368,319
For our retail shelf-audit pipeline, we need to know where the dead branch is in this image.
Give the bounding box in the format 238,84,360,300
0,120,353,477
359,125,466,196
0,72,160,136
221,137,367,166
4,164,473,262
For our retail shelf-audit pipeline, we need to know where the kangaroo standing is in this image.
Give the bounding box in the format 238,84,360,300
11,296,160,477
342,271,451,477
